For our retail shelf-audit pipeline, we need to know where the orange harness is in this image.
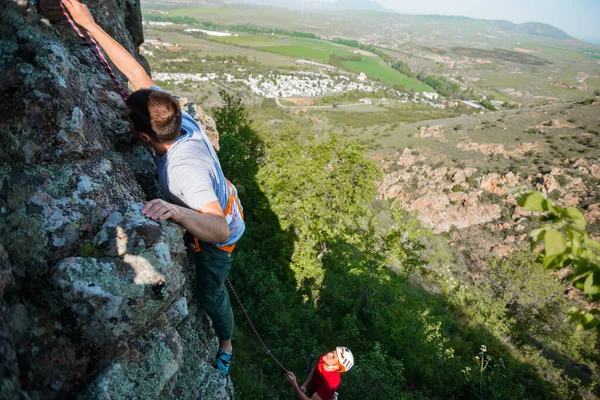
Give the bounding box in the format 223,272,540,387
194,179,244,253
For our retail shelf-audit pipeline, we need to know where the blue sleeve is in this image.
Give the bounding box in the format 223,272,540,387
181,111,202,133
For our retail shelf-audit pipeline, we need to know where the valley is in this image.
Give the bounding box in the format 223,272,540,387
138,1,600,398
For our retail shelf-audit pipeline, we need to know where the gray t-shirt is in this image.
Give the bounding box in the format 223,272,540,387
152,87,245,246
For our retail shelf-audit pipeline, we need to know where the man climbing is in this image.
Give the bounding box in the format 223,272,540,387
62,0,245,376
286,347,354,400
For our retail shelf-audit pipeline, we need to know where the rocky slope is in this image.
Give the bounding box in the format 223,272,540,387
377,101,600,245
0,0,229,398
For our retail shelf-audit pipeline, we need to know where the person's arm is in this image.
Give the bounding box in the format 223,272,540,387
62,0,155,90
142,199,230,244
301,364,316,393
287,372,323,400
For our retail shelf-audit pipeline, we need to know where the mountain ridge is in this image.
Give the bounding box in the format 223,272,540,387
215,1,574,41
228,0,392,11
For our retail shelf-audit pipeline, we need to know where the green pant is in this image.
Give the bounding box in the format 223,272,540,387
194,242,234,341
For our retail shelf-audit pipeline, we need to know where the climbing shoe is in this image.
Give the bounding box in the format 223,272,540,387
214,350,233,376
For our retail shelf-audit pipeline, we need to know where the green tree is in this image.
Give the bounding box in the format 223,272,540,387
480,99,497,111
519,192,600,331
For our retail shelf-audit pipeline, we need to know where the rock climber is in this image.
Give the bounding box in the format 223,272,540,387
62,0,245,376
286,347,354,400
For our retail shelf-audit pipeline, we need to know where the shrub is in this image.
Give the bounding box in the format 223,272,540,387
518,192,600,331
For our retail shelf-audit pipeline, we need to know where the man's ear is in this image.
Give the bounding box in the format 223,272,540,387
138,132,152,144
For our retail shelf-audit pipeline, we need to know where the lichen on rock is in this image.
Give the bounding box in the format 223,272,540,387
0,0,230,398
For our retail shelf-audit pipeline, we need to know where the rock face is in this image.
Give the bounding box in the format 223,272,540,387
379,149,502,234
378,149,600,235
0,1,231,398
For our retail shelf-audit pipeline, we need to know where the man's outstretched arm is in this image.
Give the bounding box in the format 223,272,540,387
63,0,155,91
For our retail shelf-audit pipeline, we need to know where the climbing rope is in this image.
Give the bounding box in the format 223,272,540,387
60,0,128,101
226,278,289,374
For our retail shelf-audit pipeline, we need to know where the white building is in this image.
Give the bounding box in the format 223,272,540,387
421,92,440,101
184,29,232,37
460,100,483,109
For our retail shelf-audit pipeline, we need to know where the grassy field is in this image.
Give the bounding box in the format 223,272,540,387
213,35,431,90
342,57,431,91
255,38,354,63
207,33,430,90
143,27,298,67
586,77,600,91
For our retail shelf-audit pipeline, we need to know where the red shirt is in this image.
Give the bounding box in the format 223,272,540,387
309,355,341,400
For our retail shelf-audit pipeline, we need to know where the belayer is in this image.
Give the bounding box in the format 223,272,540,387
286,347,354,400
62,0,245,376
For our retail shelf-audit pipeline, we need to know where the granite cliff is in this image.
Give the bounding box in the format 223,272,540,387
0,0,230,398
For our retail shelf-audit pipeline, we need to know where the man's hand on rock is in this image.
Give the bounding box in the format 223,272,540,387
142,199,182,222
62,0,96,30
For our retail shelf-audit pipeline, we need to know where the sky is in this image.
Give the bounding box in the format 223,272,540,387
377,0,600,43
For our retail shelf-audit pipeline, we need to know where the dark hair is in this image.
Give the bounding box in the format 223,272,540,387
126,89,182,142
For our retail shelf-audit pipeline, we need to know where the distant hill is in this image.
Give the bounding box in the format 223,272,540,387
232,0,391,12
422,15,573,41
507,21,573,40
142,0,592,49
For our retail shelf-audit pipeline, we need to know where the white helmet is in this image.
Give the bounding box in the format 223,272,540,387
335,346,354,372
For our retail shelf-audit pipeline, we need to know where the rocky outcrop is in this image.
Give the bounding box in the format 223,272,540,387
378,148,599,235
379,149,500,234
456,141,544,158
414,125,446,142
0,1,231,398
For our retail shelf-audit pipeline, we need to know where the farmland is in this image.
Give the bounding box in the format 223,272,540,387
342,56,431,90
208,33,429,89
135,2,600,399
254,38,352,63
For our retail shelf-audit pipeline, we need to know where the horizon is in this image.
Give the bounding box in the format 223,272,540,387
269,0,600,44
371,0,600,44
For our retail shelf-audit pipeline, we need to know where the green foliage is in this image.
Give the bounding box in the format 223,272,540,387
342,343,408,400
212,90,248,137
577,98,596,106
384,205,430,276
143,14,200,25
594,89,600,96
479,99,497,111
213,93,599,399
292,31,318,39
389,60,414,77
519,192,600,331
419,75,462,98
257,129,380,291
502,101,519,110
331,38,376,54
